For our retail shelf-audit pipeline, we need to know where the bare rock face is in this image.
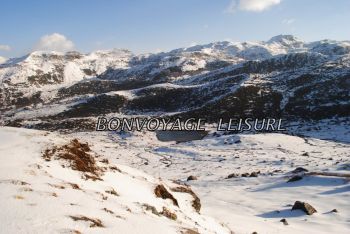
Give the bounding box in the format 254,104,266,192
291,201,317,215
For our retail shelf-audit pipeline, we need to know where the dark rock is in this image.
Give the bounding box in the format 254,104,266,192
280,218,289,225
291,167,308,173
287,175,303,182
301,152,309,156
331,209,338,213
249,172,259,177
291,201,317,215
187,175,198,181
226,173,238,179
241,173,249,177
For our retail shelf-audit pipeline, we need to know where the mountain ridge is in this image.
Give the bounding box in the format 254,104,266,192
1,35,350,130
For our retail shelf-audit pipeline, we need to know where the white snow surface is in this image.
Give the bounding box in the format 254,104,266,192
67,128,350,234
0,127,231,234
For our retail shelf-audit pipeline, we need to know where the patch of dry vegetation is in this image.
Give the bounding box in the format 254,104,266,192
154,184,178,207
69,215,104,228
43,139,104,180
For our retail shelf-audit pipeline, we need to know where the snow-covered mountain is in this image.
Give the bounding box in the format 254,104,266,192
1,35,350,234
1,35,350,129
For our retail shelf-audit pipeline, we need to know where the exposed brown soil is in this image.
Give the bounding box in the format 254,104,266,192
154,184,178,207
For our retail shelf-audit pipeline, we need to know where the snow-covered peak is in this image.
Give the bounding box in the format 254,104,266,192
267,34,304,47
0,49,133,86
166,35,307,61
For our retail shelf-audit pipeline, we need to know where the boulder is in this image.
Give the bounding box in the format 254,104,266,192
291,201,317,215
280,218,288,225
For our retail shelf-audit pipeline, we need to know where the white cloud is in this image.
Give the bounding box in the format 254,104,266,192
0,45,11,51
227,0,281,13
282,18,295,25
34,33,74,52
0,56,7,64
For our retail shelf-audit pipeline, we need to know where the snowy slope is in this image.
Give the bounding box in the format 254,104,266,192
0,127,232,234
68,128,350,234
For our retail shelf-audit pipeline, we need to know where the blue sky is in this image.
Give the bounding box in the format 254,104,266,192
0,0,350,58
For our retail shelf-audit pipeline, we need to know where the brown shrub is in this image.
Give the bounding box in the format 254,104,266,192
43,139,103,179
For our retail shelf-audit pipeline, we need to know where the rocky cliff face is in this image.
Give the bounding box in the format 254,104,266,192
1,35,350,130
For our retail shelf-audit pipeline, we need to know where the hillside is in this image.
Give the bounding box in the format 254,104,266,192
1,35,349,130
